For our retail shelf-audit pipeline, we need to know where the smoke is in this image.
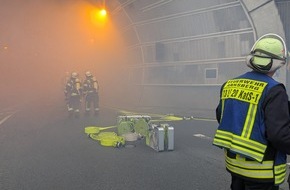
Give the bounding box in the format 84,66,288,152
0,0,130,108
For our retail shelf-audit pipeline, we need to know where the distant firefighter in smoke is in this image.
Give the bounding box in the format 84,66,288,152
64,72,82,118
83,71,99,116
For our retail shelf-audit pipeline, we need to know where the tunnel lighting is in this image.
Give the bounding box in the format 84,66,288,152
90,8,107,25
100,9,107,17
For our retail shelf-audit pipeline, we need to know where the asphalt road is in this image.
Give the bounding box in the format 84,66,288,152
0,99,289,190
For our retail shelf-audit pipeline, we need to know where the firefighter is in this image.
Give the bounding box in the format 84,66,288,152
64,72,82,117
213,33,290,189
288,172,290,190
83,71,99,115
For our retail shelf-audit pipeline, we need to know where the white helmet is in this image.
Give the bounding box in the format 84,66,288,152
71,72,78,79
246,33,288,73
85,71,92,78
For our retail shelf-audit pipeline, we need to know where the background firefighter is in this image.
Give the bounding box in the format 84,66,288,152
64,72,82,117
83,71,99,115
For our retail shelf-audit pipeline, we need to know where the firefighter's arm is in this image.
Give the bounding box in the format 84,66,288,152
92,77,99,91
216,83,225,123
264,84,290,154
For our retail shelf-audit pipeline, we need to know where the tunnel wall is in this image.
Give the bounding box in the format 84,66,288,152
105,0,286,116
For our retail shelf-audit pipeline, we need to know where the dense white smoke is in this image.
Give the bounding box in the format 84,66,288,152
0,0,130,108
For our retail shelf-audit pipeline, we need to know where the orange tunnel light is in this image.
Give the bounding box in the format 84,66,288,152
90,8,107,26
100,9,107,17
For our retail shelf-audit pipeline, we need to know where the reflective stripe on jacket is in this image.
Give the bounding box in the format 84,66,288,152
213,71,287,185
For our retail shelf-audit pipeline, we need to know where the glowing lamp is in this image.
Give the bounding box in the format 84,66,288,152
100,9,107,17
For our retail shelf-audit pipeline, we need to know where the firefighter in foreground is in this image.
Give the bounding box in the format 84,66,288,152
83,71,99,115
213,33,290,190
64,72,82,117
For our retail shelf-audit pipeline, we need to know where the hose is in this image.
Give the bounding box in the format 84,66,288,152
85,126,125,148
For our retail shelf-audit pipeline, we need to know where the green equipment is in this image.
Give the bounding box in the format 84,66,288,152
85,126,116,135
97,132,125,147
117,120,134,135
134,118,150,137
84,114,175,150
85,126,125,148
117,115,151,137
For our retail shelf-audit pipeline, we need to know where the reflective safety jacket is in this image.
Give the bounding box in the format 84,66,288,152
213,71,289,185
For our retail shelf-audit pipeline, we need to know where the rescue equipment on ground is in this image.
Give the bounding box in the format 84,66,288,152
146,123,174,152
121,133,139,142
117,115,151,141
98,132,125,147
85,126,125,148
85,126,116,134
85,114,175,151
118,116,150,134
116,115,174,151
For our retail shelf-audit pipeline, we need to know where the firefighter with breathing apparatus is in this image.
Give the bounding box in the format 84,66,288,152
83,71,99,115
64,72,82,117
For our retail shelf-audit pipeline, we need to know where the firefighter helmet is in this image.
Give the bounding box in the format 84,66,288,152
246,33,287,73
85,71,92,78
71,72,78,79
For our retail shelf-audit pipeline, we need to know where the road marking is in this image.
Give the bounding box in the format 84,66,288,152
190,117,216,122
193,133,212,140
0,114,14,126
